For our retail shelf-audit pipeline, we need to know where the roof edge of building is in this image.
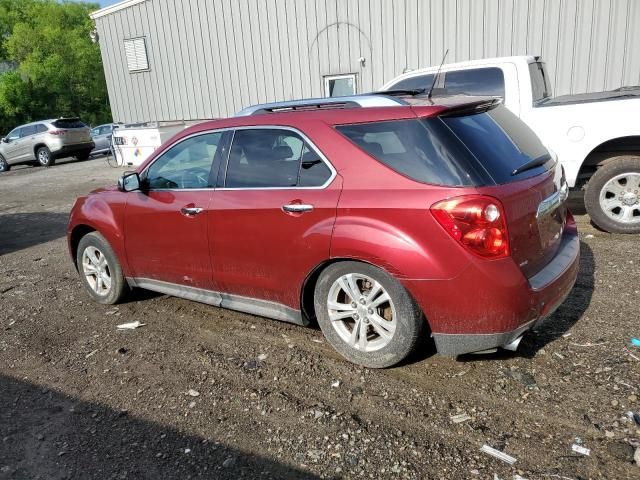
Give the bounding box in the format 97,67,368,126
89,0,148,20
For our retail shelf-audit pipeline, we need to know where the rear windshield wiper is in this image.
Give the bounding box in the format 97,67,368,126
511,154,553,176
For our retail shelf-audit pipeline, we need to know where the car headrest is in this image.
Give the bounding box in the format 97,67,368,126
272,145,293,160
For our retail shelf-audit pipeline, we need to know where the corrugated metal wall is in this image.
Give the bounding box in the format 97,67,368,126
94,0,640,123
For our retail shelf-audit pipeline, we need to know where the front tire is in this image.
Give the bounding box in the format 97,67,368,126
36,146,55,167
314,261,425,368
0,154,9,172
585,156,640,234
76,232,128,304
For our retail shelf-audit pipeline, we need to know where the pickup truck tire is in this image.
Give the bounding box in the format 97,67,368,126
314,261,425,368
585,155,640,234
0,154,9,172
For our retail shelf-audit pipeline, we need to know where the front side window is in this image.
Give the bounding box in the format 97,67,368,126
443,67,505,97
100,125,113,135
7,128,22,141
146,132,222,190
225,128,331,188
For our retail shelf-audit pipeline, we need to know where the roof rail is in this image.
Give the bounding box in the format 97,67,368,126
235,94,409,116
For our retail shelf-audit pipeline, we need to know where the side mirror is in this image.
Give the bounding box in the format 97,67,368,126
1,137,7,143
118,171,141,192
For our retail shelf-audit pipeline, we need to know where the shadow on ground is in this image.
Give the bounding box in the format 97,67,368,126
0,374,317,480
0,212,68,256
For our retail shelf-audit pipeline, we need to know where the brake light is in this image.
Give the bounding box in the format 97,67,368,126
430,195,509,258
48,130,66,135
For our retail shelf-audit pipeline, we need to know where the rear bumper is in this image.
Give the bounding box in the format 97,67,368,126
404,222,580,356
51,142,94,158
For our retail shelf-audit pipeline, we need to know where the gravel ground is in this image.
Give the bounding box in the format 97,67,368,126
0,158,639,480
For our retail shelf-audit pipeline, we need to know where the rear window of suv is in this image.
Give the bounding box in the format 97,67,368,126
336,105,552,186
52,119,86,129
441,106,552,183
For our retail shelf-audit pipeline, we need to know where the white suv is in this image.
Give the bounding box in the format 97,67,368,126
0,118,94,172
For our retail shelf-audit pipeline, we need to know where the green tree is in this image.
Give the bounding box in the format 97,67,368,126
0,0,110,134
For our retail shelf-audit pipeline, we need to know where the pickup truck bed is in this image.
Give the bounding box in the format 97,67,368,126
539,86,640,107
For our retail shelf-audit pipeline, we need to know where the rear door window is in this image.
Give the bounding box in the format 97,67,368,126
21,125,37,136
388,74,435,92
441,105,551,183
335,119,486,186
225,128,332,188
34,124,47,134
443,67,505,97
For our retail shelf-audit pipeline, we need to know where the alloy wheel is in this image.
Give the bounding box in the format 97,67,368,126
327,273,397,352
82,246,112,296
38,149,49,165
599,172,640,224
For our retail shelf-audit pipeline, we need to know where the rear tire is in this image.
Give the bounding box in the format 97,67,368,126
36,146,54,167
314,261,425,368
584,156,640,234
0,154,9,172
76,232,128,304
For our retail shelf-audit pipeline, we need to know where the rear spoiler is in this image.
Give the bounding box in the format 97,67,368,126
437,98,502,118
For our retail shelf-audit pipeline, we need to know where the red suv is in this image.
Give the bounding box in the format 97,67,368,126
68,94,579,368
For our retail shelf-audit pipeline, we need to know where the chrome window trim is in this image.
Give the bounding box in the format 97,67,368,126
220,125,337,191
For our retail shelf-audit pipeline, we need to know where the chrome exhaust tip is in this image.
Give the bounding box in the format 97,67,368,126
503,336,523,352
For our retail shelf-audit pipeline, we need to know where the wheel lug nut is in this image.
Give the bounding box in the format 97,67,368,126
368,308,374,314
351,302,357,308
359,298,366,305
353,314,359,320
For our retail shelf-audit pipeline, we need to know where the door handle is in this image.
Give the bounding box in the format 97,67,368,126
282,203,314,213
180,206,204,216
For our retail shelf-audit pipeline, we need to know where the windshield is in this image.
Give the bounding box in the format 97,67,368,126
529,62,552,104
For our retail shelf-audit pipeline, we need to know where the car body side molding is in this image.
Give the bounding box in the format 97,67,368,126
127,278,308,326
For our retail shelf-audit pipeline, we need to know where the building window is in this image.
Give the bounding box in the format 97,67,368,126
324,74,356,97
124,37,149,72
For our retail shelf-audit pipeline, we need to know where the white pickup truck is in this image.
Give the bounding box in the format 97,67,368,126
382,55,640,233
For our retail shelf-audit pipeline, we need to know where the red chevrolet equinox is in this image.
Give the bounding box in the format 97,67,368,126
68,94,579,368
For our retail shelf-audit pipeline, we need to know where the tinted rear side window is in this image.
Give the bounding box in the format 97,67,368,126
335,119,486,187
529,62,552,103
52,119,86,129
388,74,434,92
444,68,505,97
442,106,551,184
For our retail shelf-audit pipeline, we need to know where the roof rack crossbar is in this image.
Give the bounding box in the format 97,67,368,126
236,94,409,116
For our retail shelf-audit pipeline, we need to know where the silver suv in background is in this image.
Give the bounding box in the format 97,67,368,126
0,118,94,172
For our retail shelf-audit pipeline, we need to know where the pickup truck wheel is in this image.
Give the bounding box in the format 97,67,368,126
314,261,425,368
77,232,128,304
0,155,9,172
36,146,55,167
585,156,640,234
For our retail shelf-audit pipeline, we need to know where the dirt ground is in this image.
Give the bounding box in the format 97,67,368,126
0,157,638,480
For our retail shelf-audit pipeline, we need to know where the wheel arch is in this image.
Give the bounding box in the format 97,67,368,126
300,257,431,331
33,143,48,159
69,224,97,270
576,136,640,189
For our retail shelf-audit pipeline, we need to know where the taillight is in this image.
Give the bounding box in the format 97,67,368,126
48,130,66,135
430,195,509,258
